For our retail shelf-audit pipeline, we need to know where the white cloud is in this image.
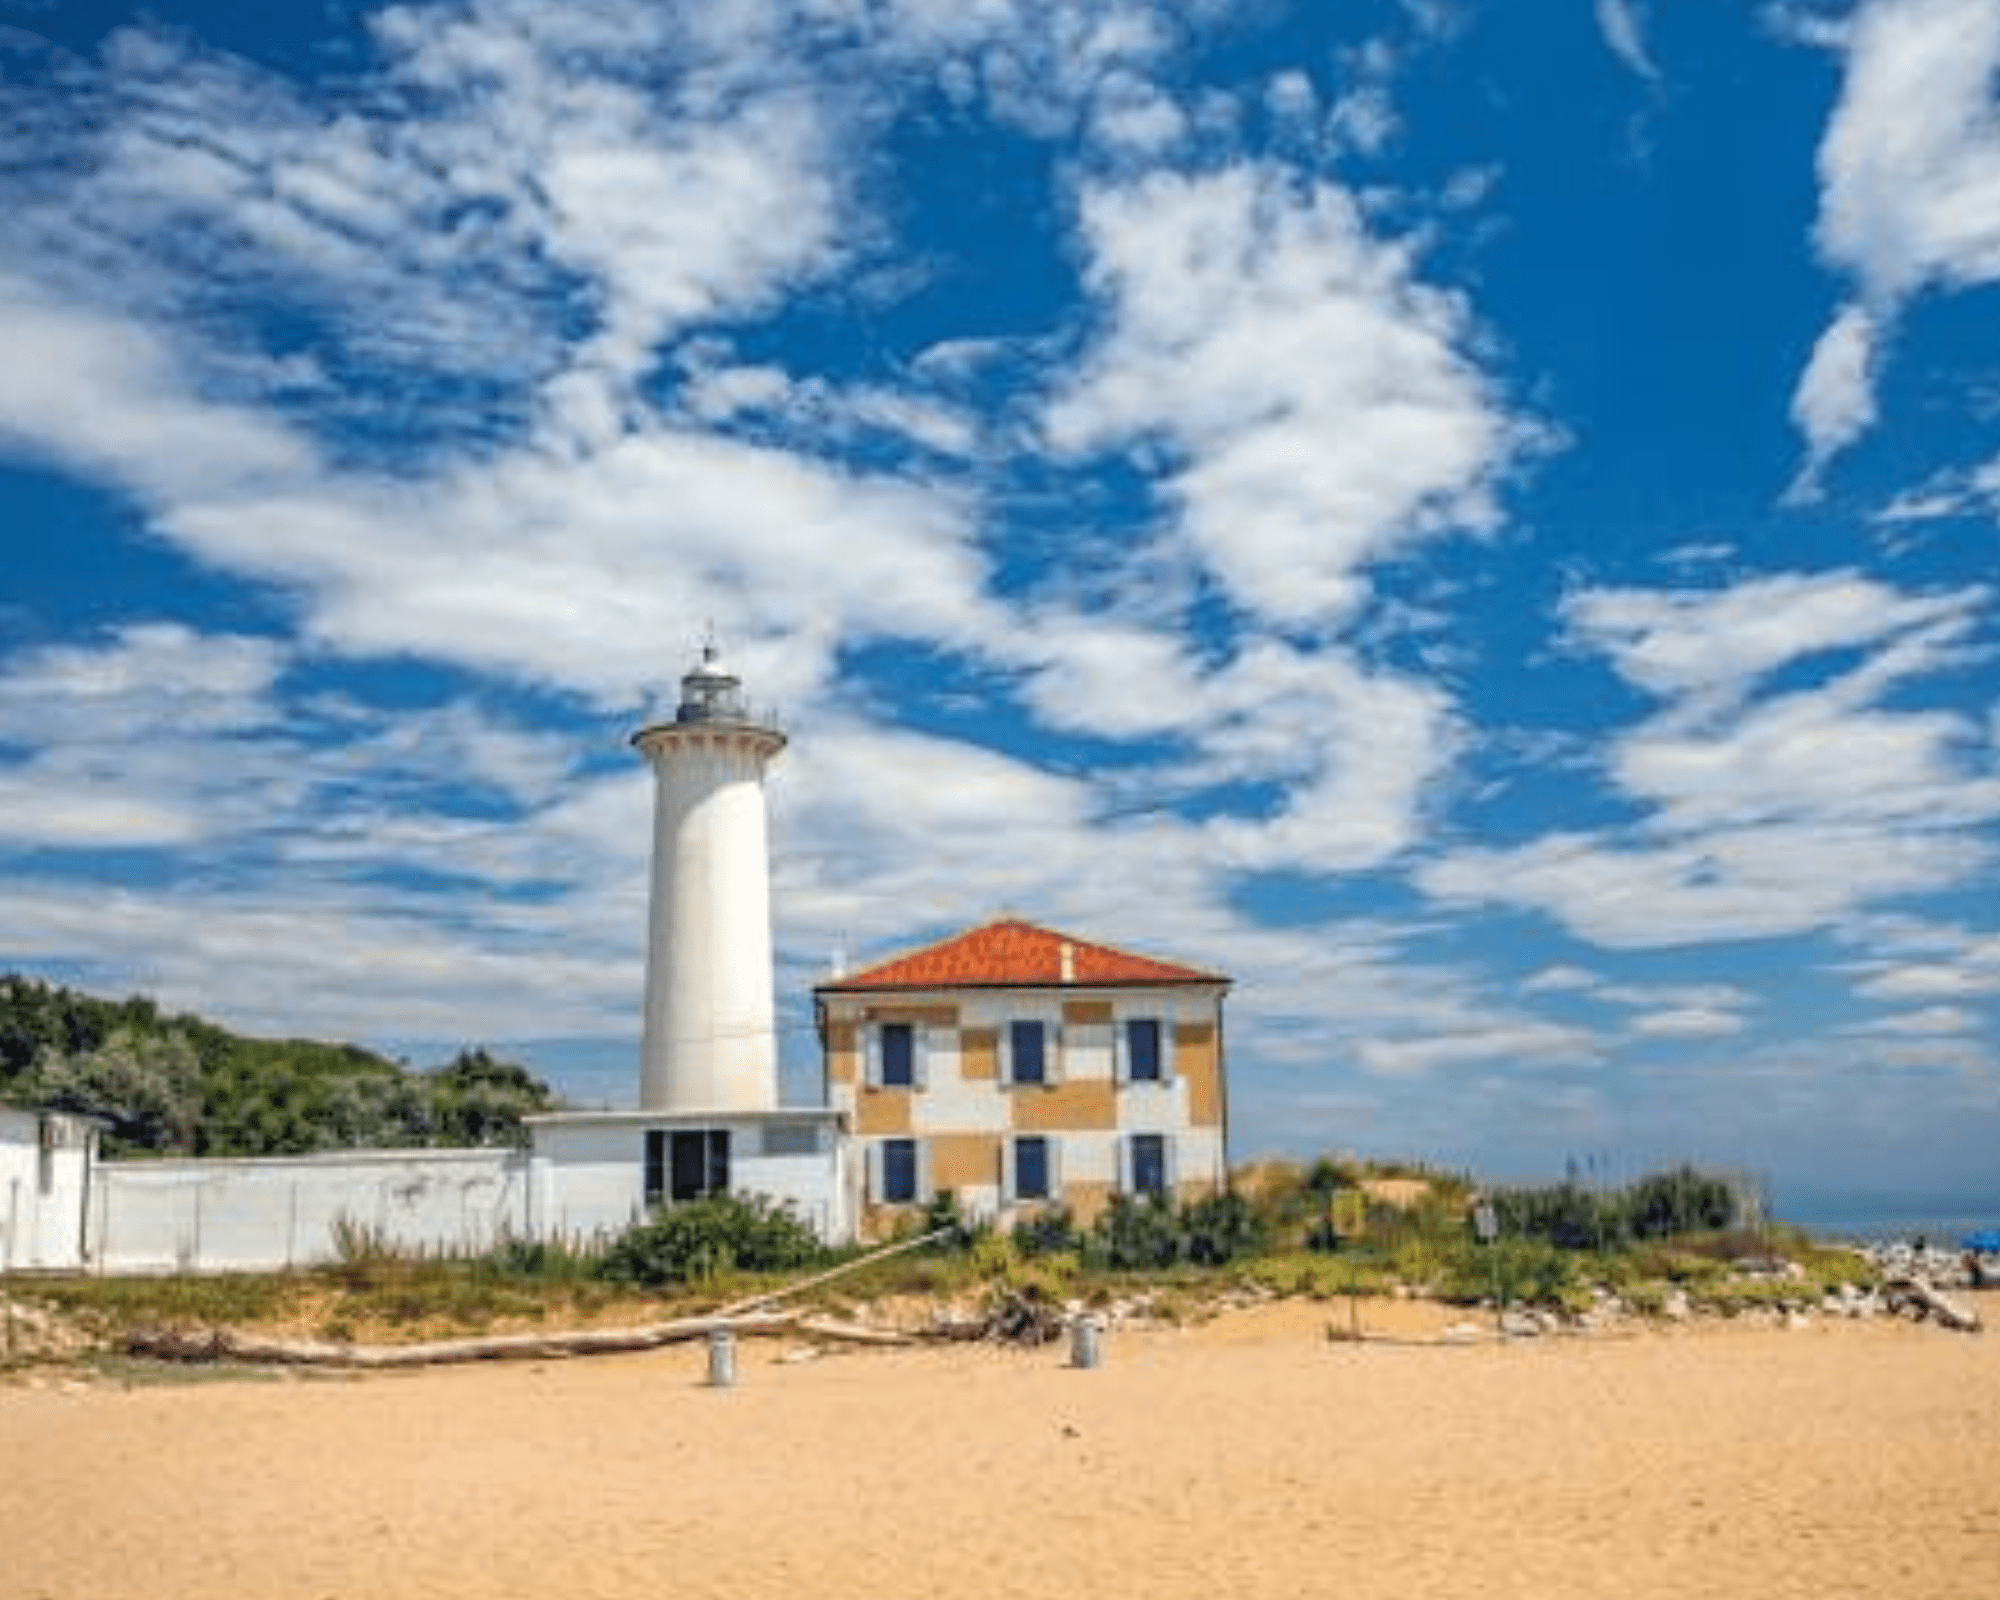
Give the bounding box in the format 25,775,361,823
1629,1006,1745,1040
1424,569,1999,948
1003,617,1458,873
1522,964,1601,994
1815,0,2000,302
1562,568,1978,706
0,275,313,505
1787,302,1879,498
1425,823,1991,949
1355,1020,1602,1078
1047,162,1535,629
1792,0,2000,470
1855,963,2000,1002
0,626,300,851
1327,86,1398,155
1598,981,1751,1011
1595,0,1662,84
1850,1006,1981,1035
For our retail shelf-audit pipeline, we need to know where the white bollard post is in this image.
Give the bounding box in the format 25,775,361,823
1069,1315,1101,1370
707,1328,737,1388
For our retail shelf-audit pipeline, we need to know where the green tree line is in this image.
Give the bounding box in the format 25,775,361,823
0,974,556,1157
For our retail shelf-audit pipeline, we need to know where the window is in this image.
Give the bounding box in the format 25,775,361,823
879,1022,915,1087
1007,1019,1047,1085
1126,1018,1162,1082
1129,1133,1169,1197
878,1137,919,1204
761,1121,822,1157
645,1128,730,1208
1012,1135,1053,1202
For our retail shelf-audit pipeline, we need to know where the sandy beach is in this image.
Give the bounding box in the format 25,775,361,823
6,1301,1998,1600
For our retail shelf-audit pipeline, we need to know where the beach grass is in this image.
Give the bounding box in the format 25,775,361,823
12,1159,1897,1356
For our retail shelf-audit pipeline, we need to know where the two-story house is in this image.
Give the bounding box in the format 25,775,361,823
813,918,1230,1237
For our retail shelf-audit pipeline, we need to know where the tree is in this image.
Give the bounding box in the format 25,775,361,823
27,1027,203,1154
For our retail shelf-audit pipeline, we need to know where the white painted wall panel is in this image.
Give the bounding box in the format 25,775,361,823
1,1111,93,1270
1061,1022,1113,1082
1176,1127,1227,1189
1116,1079,1190,1134
91,1150,528,1274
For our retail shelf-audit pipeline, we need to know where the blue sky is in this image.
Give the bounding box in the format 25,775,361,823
2,0,1997,1220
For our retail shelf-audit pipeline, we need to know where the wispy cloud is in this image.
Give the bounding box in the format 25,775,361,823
1595,0,1662,84
1047,161,1541,629
1791,0,2000,477
1422,569,1999,947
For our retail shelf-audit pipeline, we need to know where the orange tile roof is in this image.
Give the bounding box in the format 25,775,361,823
816,918,1228,992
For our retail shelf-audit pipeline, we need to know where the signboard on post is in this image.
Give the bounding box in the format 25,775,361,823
1473,1201,1498,1244
1332,1189,1366,1239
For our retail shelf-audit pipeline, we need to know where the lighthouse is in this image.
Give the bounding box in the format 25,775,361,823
632,643,786,1113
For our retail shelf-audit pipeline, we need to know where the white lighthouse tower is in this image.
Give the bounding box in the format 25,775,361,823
633,643,786,1113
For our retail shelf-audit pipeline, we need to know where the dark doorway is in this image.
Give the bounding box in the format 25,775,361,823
672,1129,730,1202
644,1128,732,1207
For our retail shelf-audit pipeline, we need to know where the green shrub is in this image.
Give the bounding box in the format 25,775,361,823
1625,1166,1738,1239
472,1227,603,1283
328,1213,410,1290
1083,1193,1185,1271
598,1194,824,1288
966,1230,1019,1281
1436,1236,1581,1307
1014,1203,1081,1258
1182,1190,1268,1266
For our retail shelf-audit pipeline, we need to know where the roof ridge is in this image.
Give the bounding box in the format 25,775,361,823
816,915,1228,992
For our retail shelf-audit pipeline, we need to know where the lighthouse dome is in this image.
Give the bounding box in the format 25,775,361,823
675,642,748,724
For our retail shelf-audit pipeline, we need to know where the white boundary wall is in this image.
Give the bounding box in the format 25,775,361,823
41,1111,853,1274
90,1149,528,1274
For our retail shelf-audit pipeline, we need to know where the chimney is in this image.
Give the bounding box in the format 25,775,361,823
1059,941,1075,983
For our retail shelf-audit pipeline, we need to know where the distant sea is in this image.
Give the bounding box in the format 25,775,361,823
1785,1207,1999,1245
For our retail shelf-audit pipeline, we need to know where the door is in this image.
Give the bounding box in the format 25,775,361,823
670,1129,730,1202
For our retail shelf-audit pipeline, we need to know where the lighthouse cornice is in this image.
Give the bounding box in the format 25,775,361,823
630,720,787,761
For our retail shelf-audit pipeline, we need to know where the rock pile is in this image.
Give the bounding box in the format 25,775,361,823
1861,1240,1979,1287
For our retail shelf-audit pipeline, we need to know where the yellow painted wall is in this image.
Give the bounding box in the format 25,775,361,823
1177,1021,1222,1128
1011,1079,1117,1132
931,1132,1001,1193
1061,999,1113,1025
1060,1181,1115,1226
960,1027,998,1080
854,1089,912,1137
826,1020,858,1087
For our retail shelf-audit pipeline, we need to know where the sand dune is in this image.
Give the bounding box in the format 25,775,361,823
6,1302,1997,1600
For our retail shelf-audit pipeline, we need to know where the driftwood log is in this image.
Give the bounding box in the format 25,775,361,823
126,1311,911,1369
1883,1276,1983,1333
